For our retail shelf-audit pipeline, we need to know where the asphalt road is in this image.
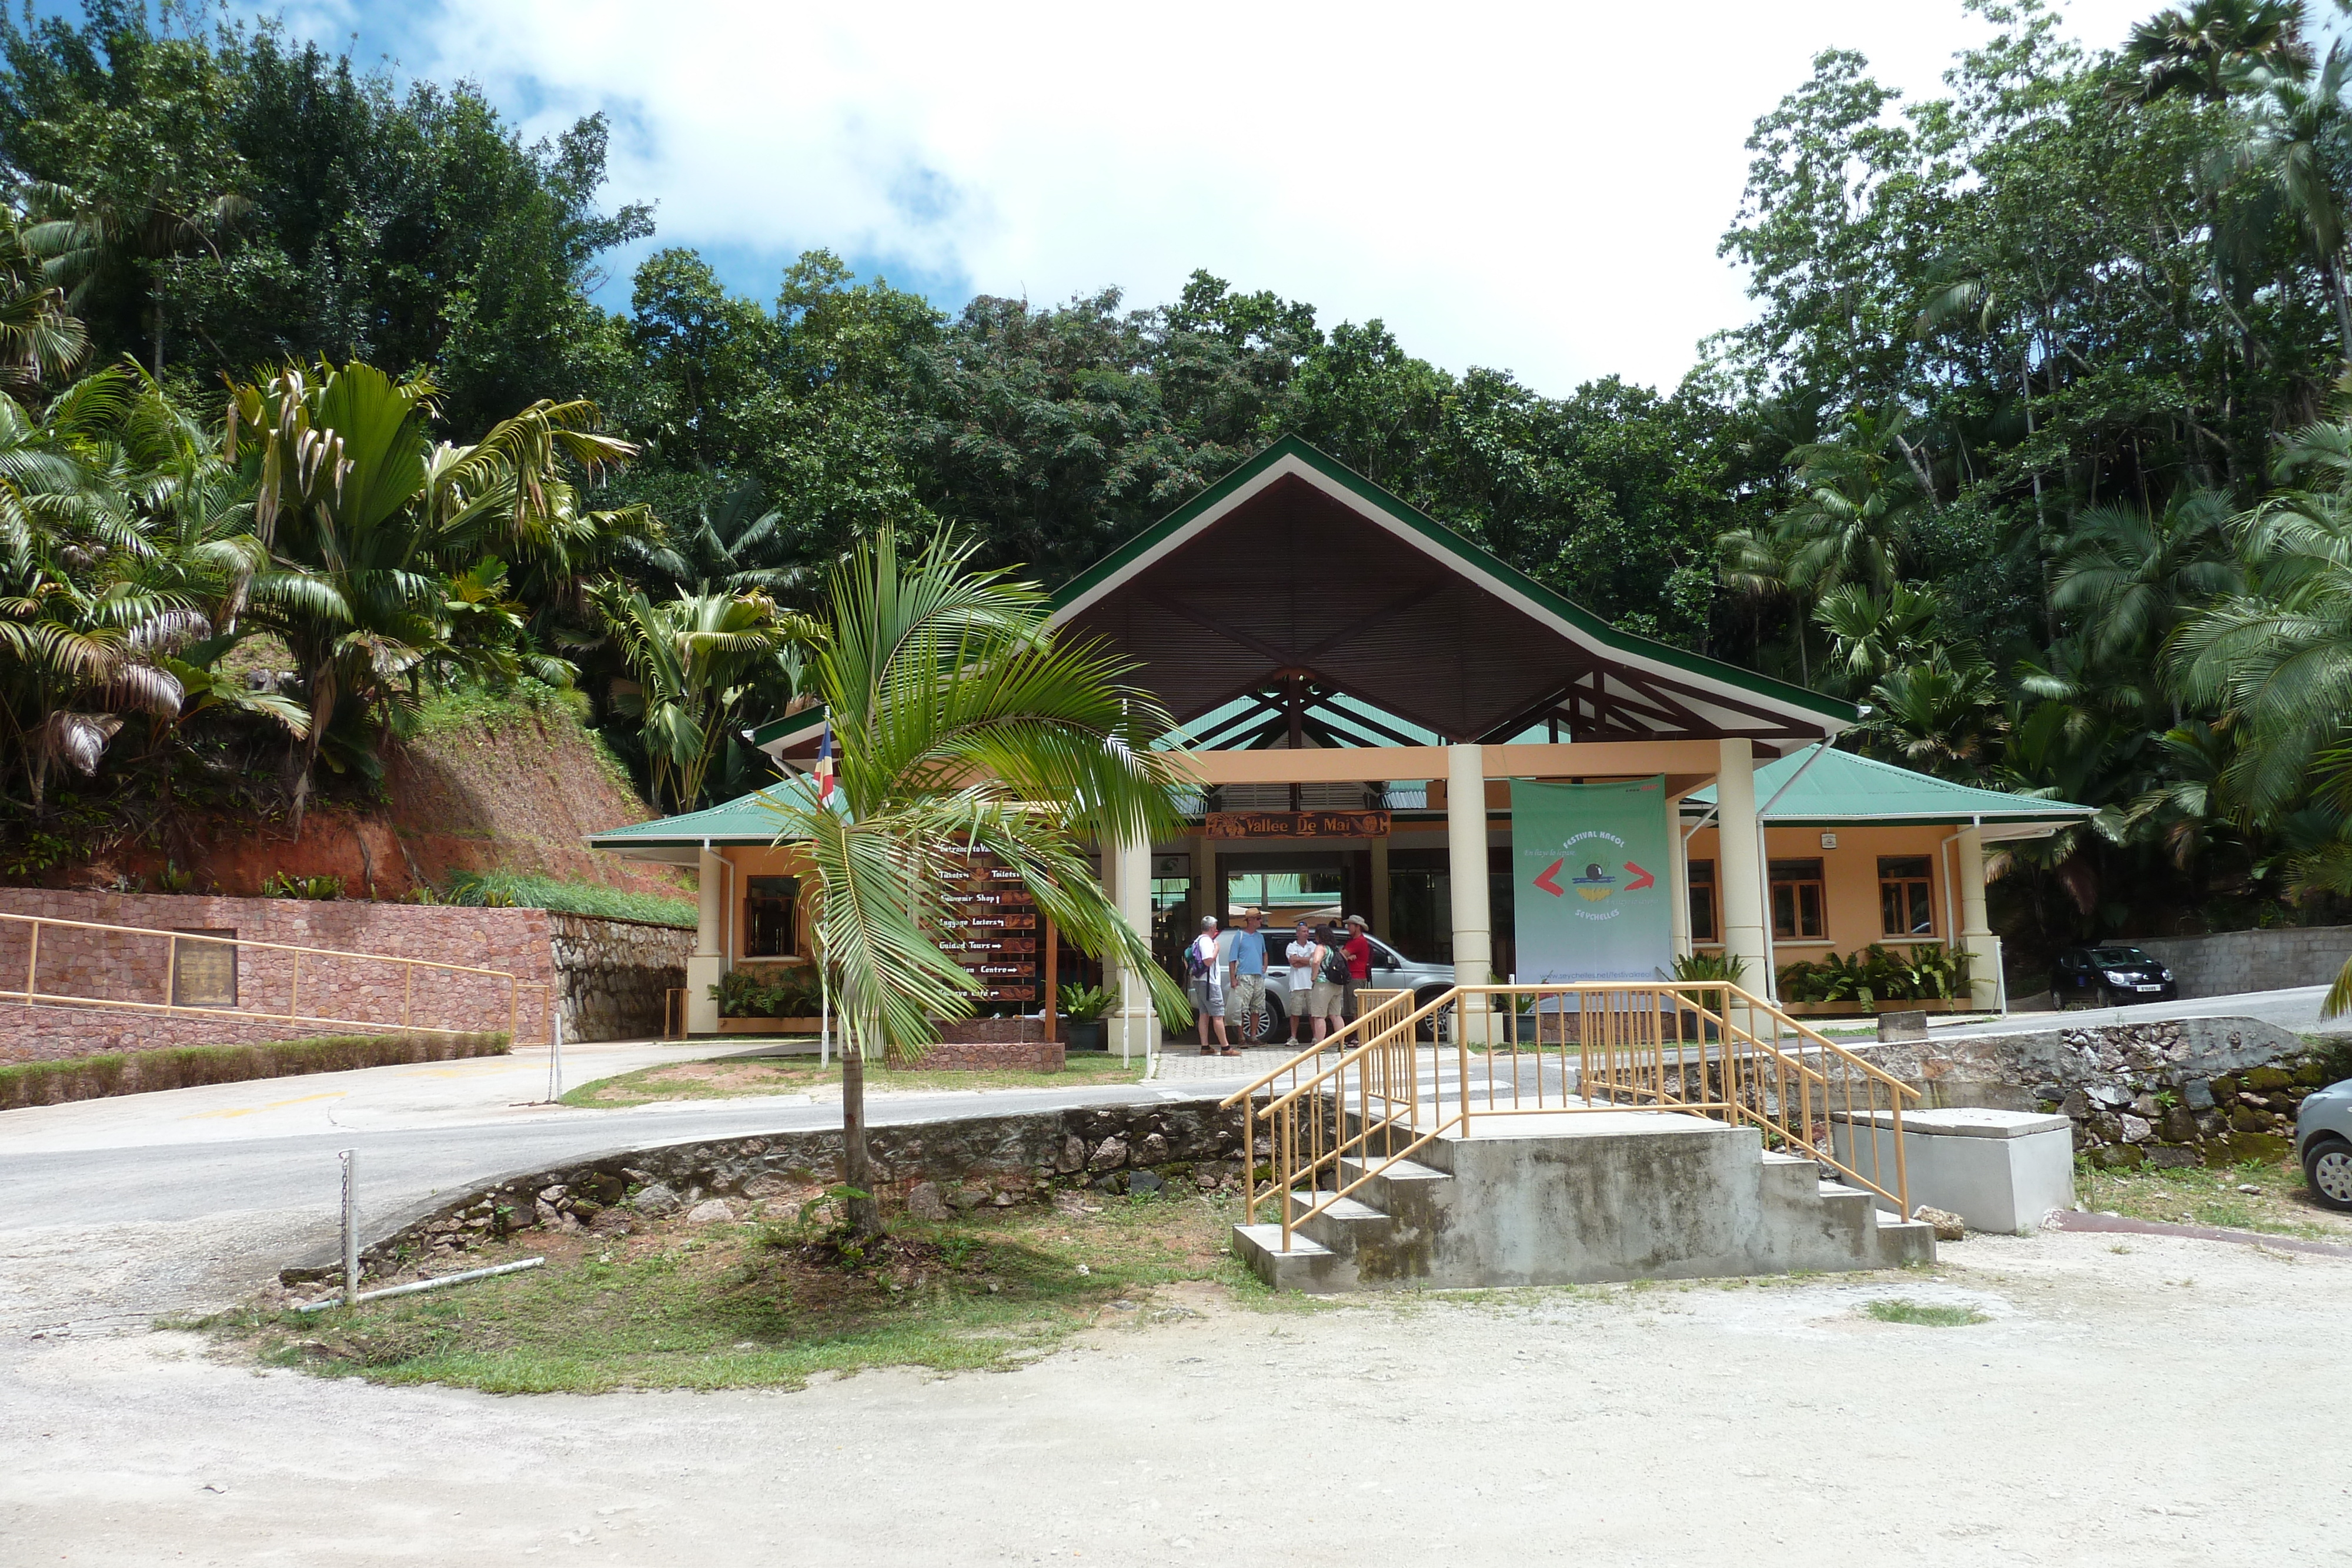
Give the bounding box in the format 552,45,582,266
3,984,2334,1334
0,1081,1213,1233
1938,982,2336,1038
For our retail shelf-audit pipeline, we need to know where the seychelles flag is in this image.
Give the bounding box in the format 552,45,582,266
814,724,836,805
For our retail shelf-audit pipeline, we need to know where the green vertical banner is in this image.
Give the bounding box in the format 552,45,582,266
1511,777,1672,982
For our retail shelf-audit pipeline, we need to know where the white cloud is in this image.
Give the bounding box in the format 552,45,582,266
369,0,2157,393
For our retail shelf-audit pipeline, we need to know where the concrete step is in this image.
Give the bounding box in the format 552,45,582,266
1231,1222,1350,1293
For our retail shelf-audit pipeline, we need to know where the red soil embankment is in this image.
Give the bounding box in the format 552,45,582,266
84,706,686,902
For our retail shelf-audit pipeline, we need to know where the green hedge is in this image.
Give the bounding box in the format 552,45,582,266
441,869,696,929
0,1030,511,1111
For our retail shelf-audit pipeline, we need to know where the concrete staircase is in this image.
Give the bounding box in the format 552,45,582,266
1234,1107,1935,1293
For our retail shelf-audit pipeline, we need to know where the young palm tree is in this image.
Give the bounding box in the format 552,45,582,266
2174,413,2352,817
2237,45,2352,362
1775,406,1930,602
2052,489,2240,667
592,581,817,814
226,360,645,827
2122,0,2307,103
761,529,1190,1238
1814,581,1940,697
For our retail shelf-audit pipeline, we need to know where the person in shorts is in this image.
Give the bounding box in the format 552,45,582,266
1308,921,1348,1045
1225,908,1268,1046
1285,918,1327,1047
1340,913,1374,1024
1187,915,1232,1056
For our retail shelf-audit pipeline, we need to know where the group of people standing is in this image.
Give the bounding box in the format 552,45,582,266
1185,907,1372,1057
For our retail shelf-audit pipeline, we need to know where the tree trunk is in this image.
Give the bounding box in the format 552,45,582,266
2327,252,2352,371
839,1022,881,1238
2022,352,2053,644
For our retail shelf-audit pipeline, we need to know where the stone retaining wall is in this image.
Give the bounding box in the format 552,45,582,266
546,912,690,1044
285,1097,1262,1285
2124,925,2352,999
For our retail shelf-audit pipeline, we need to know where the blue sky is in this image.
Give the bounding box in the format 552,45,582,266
60,0,2164,392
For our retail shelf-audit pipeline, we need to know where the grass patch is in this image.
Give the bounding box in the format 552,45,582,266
562,1051,1146,1108
443,869,696,929
413,678,585,734
2074,1154,2348,1241
0,1029,509,1110
214,1188,1261,1393
1863,1298,1987,1327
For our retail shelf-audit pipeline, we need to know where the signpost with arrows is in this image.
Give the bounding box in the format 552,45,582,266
937,845,1051,1025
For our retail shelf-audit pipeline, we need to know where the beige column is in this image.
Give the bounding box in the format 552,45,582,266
1716,739,1769,997
1669,811,1692,962
1957,824,1999,1011
686,846,726,1034
1369,833,1391,937
1108,831,1155,1061
1446,744,1493,1042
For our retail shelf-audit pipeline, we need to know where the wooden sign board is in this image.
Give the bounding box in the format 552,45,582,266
1204,809,1391,840
944,912,1037,931
936,845,1041,1009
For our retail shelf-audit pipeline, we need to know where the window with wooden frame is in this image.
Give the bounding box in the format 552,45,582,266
1686,859,1718,942
744,875,800,957
1769,858,1826,941
1878,856,1935,938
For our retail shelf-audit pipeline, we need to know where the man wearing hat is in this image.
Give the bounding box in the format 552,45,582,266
1340,913,1374,1025
1187,915,1232,1056
1224,907,1267,1051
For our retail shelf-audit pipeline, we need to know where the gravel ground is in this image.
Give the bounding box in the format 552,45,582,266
4,1228,2347,1566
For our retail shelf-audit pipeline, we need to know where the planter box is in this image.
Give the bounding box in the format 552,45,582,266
1063,1020,1105,1054
714,1017,824,1034
937,1017,1044,1044
1780,998,1973,1018
889,1039,1067,1072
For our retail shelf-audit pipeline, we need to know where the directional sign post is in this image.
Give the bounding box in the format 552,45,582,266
1511,777,1672,984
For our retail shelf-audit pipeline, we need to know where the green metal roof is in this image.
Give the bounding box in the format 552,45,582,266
1680,747,2096,829
585,780,824,851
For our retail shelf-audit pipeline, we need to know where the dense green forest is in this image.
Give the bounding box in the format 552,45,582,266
3,0,2350,984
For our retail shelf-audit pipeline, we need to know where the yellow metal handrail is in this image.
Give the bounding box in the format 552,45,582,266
0,910,550,1048
1224,980,1917,1252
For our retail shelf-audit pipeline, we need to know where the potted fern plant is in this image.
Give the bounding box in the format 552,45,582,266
1058,982,1114,1054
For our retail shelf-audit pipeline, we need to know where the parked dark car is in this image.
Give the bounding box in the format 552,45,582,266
2049,945,2177,1008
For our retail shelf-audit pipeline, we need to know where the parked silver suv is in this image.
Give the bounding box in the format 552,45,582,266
2297,1077,2352,1212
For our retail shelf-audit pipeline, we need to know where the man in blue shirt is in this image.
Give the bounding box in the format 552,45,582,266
1225,907,1267,1049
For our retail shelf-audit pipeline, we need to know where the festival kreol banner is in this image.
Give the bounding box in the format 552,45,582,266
1511,777,1672,984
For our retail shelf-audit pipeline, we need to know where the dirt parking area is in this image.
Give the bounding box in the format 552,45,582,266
5,1228,2347,1566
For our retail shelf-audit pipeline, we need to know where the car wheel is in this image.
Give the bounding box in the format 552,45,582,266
1253,994,1288,1046
1413,988,1450,1042
2305,1137,2352,1213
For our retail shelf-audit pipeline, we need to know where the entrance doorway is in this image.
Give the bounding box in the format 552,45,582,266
1217,849,1369,931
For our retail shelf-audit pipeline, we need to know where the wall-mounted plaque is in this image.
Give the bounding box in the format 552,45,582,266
171,929,238,1006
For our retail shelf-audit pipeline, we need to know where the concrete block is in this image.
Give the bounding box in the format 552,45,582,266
1831,1107,2074,1235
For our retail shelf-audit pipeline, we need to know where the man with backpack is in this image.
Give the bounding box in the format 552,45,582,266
1188,915,1234,1057
1310,921,1352,1049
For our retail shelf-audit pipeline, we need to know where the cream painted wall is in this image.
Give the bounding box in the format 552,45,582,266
1683,823,1964,959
